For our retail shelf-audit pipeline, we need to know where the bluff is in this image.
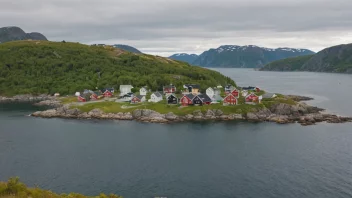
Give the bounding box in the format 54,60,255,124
261,43,352,73
0,26,47,43
112,44,142,54
0,41,234,96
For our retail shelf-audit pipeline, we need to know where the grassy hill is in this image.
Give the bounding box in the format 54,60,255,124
260,55,314,71
0,41,235,96
260,43,352,73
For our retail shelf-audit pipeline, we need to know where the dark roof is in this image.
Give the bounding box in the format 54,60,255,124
153,92,162,97
241,86,256,90
184,84,200,89
198,94,212,102
135,95,144,100
93,91,101,95
167,93,177,98
225,84,234,89
183,94,195,100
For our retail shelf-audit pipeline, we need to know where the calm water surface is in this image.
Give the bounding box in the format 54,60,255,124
1,69,352,198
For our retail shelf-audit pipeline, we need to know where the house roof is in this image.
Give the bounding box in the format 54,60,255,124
135,95,144,100
184,84,200,89
183,93,195,100
102,88,114,92
246,93,258,98
167,93,177,98
153,92,162,98
225,84,234,89
197,94,212,103
93,91,101,95
120,85,133,89
241,86,256,90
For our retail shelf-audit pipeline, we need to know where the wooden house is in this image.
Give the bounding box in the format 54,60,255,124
223,94,238,105
241,90,248,97
102,88,113,97
192,94,212,106
225,85,234,94
149,92,163,103
119,85,133,96
183,84,200,94
139,87,148,96
90,92,98,100
119,93,134,102
230,88,240,98
163,84,176,94
206,87,221,98
245,93,259,104
166,93,178,104
180,94,194,106
131,95,146,104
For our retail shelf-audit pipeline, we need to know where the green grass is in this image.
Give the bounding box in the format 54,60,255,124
59,96,77,104
0,177,122,198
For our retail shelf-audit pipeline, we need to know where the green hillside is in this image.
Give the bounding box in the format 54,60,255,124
0,41,235,96
260,55,314,71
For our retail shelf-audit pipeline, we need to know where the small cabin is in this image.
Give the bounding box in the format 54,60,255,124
139,87,148,96
54,93,60,97
180,94,194,106
149,92,163,103
131,95,146,104
241,90,248,97
223,94,238,106
183,84,200,94
75,92,81,96
77,95,86,102
192,94,212,106
166,94,178,105
245,93,259,104
163,84,176,94
90,93,99,100
119,85,133,96
119,93,134,102
230,89,240,98
102,89,113,97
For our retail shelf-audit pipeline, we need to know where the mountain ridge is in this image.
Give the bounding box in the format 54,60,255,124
0,26,47,43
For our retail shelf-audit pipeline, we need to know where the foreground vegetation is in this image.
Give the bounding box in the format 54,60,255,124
0,41,234,96
0,177,122,198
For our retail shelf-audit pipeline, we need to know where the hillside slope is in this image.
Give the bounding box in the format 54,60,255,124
169,53,199,64
113,44,142,53
0,41,234,96
192,45,315,68
260,43,352,73
0,26,47,43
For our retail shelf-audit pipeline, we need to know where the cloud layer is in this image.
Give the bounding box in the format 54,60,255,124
1,0,352,56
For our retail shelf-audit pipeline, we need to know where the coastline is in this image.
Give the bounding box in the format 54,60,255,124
30,101,352,126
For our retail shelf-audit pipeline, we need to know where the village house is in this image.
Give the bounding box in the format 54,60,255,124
139,87,148,96
163,84,176,94
119,85,133,96
118,93,134,102
206,87,221,98
225,84,234,94
75,92,80,96
211,95,223,103
90,92,99,100
166,93,178,104
230,88,240,98
180,94,194,106
131,95,146,104
183,84,200,94
245,93,260,104
192,94,212,106
223,94,238,106
149,92,163,103
241,90,248,97
77,95,86,102
241,86,261,92
102,88,113,97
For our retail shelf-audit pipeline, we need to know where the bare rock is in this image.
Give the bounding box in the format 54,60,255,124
193,110,203,117
165,112,178,121
88,109,103,118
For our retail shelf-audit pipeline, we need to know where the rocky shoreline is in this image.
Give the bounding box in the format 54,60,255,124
31,102,352,126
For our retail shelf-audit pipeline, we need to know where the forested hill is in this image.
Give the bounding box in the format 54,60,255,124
0,26,47,43
0,41,235,96
260,43,352,73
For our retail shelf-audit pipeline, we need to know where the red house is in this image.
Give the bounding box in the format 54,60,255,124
163,85,176,94
245,93,259,103
180,94,194,106
223,94,238,105
255,87,261,92
90,93,98,100
131,95,146,104
77,96,86,102
102,90,113,97
231,89,240,98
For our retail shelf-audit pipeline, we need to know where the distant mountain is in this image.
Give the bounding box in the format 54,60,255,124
261,43,352,73
169,53,199,64
112,44,142,54
191,45,315,68
0,26,47,43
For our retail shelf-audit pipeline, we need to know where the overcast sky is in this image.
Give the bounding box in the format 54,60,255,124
1,0,352,56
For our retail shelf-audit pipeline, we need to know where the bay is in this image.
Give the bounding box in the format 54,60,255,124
1,69,352,198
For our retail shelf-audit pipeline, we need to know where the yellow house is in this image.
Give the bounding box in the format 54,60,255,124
183,84,200,94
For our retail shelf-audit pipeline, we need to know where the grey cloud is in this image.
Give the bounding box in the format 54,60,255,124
1,0,352,56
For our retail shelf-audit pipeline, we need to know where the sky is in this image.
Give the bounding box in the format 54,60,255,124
1,0,352,56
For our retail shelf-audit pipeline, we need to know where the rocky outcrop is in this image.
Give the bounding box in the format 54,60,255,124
31,104,352,126
34,99,62,107
285,95,314,102
0,94,54,102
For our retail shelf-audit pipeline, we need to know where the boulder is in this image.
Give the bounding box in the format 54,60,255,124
88,109,103,118
229,114,243,120
165,112,178,121
193,110,203,117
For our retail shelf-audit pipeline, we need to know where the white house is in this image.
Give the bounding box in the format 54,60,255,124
119,85,133,96
206,87,221,98
241,90,249,97
54,93,60,97
149,92,163,103
140,87,148,96
75,92,80,96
